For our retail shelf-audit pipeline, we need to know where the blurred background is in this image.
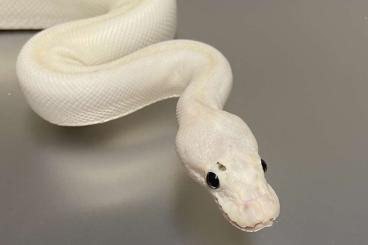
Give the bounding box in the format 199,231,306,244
1,0,368,244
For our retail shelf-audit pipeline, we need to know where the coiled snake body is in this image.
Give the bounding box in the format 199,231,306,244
1,0,280,231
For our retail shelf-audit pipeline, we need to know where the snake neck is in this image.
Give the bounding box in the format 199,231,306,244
175,42,233,127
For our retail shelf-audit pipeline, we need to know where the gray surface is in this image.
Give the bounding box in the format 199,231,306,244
1,0,368,244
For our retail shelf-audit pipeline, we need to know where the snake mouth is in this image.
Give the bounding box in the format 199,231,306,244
215,197,276,232
225,213,275,232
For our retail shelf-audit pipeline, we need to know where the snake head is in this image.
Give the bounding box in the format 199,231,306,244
208,156,280,232
176,109,280,232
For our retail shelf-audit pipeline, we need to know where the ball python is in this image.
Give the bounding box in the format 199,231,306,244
1,0,280,232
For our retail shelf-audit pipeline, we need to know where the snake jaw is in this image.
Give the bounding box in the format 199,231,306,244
224,212,275,232
215,197,275,232
216,199,277,232
212,183,280,232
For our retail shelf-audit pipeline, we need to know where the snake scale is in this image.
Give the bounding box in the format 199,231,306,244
0,0,280,231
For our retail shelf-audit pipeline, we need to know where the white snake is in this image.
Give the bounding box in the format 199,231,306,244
1,0,280,231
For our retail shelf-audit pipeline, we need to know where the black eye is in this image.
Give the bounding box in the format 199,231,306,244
206,172,220,189
261,159,268,172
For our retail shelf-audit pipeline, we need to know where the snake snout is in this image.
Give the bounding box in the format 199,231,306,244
218,183,280,232
240,185,280,231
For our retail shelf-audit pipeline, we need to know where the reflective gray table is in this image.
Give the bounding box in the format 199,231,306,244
1,1,368,244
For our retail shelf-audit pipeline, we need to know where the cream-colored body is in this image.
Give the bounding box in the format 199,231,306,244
1,0,280,231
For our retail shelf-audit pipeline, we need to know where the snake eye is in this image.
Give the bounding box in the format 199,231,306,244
261,159,268,172
206,172,220,189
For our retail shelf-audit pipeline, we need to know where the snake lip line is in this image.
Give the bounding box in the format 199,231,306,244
222,211,275,232
233,217,274,232
214,197,275,232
